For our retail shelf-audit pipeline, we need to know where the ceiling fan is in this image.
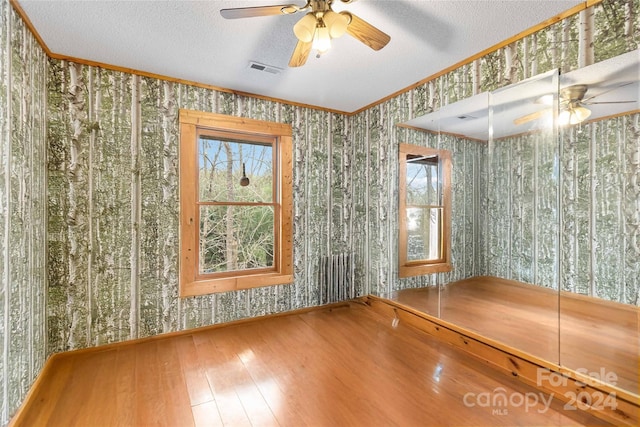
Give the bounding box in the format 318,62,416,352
514,83,635,126
220,0,390,67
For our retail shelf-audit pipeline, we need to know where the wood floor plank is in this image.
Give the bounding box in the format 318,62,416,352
134,341,171,426
219,316,345,426
205,328,278,427
155,338,196,426
115,343,138,425
11,354,75,426
191,331,252,427
213,319,318,426
292,309,412,425
253,313,364,425
69,348,119,426
191,400,224,427
48,350,117,426
175,334,216,407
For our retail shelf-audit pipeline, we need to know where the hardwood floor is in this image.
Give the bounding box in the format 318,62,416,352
389,277,640,394
11,301,609,426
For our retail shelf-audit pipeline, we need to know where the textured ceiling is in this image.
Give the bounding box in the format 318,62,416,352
17,0,585,113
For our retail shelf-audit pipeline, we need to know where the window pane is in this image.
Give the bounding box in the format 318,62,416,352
199,205,274,274
406,155,440,206
199,137,273,203
406,207,442,261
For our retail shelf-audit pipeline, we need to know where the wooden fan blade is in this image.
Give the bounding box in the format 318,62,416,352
220,4,300,19
289,40,312,67
342,12,390,51
513,108,551,125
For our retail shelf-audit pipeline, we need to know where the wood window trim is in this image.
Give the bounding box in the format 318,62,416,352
179,109,293,297
398,143,452,278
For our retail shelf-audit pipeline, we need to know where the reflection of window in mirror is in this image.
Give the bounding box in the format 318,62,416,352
399,143,452,277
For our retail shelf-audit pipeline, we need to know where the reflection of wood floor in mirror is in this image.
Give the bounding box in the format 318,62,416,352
389,277,640,395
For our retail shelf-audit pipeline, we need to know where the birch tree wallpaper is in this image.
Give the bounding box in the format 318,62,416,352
0,1,47,422
0,0,638,423
46,66,359,352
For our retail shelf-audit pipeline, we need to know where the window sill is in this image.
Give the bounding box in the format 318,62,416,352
399,263,452,278
180,272,293,297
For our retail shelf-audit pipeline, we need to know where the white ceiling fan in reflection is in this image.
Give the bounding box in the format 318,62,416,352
514,83,635,126
220,0,390,67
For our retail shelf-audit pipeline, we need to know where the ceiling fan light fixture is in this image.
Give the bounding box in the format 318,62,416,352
559,105,592,126
312,24,331,54
293,13,316,43
323,10,349,38
222,0,391,67
558,110,571,126
572,105,591,123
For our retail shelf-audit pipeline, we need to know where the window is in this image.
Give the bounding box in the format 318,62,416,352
398,143,452,277
179,110,293,296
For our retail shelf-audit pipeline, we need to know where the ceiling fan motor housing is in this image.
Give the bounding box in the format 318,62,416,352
562,84,588,102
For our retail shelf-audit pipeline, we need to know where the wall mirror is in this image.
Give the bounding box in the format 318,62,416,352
393,49,639,397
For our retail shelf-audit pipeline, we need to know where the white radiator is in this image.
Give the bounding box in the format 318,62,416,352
319,253,356,304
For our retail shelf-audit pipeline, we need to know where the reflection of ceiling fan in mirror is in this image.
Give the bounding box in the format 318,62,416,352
220,0,390,67
514,83,635,126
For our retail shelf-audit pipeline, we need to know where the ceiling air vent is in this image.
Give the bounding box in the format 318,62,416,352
248,61,283,75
